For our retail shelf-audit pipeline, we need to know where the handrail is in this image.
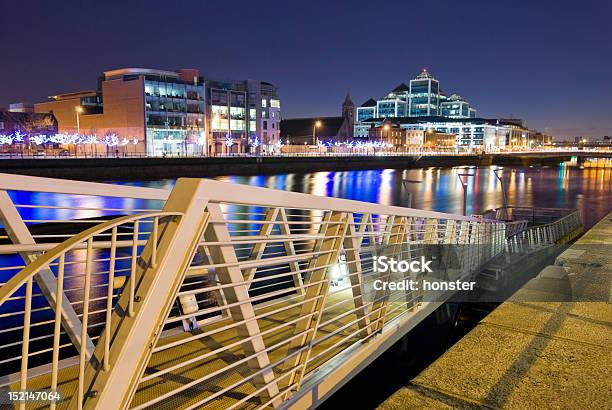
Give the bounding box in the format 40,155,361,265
0,211,182,304
0,173,477,221
0,173,168,200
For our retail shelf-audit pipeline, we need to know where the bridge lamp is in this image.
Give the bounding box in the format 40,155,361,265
458,172,475,216
402,179,423,208
492,168,509,212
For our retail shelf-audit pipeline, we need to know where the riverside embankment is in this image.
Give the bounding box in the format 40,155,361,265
379,212,612,409
0,153,571,181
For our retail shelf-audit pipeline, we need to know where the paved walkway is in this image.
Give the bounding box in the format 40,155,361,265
380,213,612,409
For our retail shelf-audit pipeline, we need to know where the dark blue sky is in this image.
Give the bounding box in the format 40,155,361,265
1,0,611,138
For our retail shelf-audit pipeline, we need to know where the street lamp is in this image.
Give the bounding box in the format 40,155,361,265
492,168,509,213
457,172,475,216
313,120,322,145
75,106,83,134
402,179,423,208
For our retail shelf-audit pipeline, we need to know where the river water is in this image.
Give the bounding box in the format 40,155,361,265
120,163,612,228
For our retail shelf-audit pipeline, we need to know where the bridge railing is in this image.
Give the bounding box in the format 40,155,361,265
506,209,582,253
0,174,516,409
482,206,576,226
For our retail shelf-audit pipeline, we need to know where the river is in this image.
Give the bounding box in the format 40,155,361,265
117,163,612,228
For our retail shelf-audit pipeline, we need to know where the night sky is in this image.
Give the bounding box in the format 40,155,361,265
1,0,611,139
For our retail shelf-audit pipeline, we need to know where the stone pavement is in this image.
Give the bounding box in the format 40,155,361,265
379,213,612,409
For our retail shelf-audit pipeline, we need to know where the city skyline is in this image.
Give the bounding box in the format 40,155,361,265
1,0,611,139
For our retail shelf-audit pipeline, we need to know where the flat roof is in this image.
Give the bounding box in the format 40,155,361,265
363,116,526,128
48,90,98,100
104,68,180,79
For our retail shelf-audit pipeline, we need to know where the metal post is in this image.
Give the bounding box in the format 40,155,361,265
493,168,508,210
402,179,423,208
457,172,474,216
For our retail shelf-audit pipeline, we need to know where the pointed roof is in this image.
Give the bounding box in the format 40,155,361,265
415,68,435,80
343,91,354,106
391,83,409,93
448,94,464,101
359,98,377,108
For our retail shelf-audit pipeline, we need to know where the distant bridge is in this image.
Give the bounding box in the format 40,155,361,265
0,174,582,409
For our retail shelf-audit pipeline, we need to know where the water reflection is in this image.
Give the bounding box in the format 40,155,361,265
6,165,611,230
210,165,611,229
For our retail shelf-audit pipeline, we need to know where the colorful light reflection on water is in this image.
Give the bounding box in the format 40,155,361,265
197,165,610,229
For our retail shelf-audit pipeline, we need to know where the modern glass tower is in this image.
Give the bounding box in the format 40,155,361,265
141,69,206,156
409,69,441,116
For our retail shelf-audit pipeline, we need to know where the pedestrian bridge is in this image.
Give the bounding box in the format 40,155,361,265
0,174,582,409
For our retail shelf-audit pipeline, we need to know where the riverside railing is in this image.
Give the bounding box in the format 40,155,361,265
0,174,570,409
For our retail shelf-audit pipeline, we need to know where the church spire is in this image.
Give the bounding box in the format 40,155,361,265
343,91,354,106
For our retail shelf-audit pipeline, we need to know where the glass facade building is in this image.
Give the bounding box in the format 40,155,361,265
409,70,441,116
354,69,482,140
440,94,476,118
359,116,528,151
34,68,280,156
143,72,206,156
206,79,280,155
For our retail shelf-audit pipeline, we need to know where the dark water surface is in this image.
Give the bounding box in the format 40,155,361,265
119,164,612,228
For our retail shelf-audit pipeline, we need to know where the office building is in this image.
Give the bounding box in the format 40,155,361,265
409,69,441,116
34,68,281,156
354,69,477,130
205,79,281,155
440,94,476,118
35,68,205,156
359,116,528,151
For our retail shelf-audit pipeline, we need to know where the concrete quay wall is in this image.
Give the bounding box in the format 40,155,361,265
380,212,612,409
0,154,570,181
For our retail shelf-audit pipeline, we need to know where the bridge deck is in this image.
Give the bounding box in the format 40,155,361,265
12,288,410,410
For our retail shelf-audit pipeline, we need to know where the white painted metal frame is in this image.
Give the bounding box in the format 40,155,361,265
0,173,583,410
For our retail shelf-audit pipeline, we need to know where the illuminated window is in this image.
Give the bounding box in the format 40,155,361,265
212,105,229,130
249,108,256,119
270,99,280,108
230,120,245,131
261,99,267,108
230,107,245,119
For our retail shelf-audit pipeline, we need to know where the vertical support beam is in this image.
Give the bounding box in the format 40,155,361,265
204,202,281,405
444,220,458,244
304,211,333,282
280,211,347,394
244,207,280,283
441,219,457,280
278,208,305,295
457,220,470,277
370,216,407,333
0,190,95,358
423,218,439,244
401,216,417,308
72,179,211,410
342,213,371,338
